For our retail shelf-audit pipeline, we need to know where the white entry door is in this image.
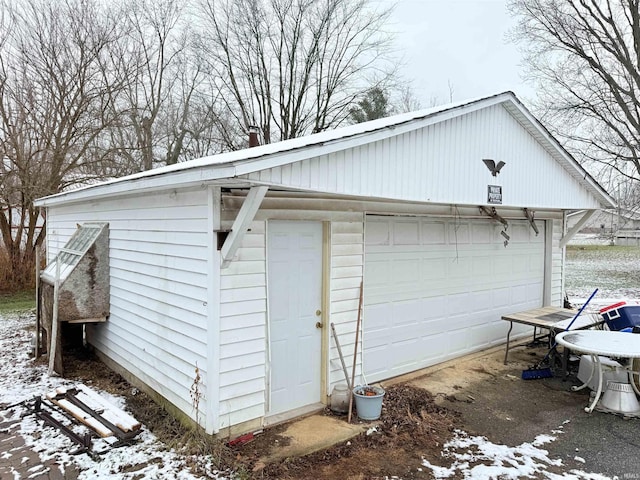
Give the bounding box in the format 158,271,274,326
267,221,323,416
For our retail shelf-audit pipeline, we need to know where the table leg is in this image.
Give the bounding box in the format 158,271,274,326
585,354,604,413
572,355,595,392
561,345,570,379
629,370,640,396
504,321,513,365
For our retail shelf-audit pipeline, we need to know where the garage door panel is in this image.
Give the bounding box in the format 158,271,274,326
392,343,421,370
490,287,513,308
425,315,458,333
493,256,511,275
366,258,390,283
527,281,544,302
449,223,470,243
530,255,544,274
446,293,471,316
394,221,420,244
447,330,470,356
422,221,447,244
421,297,448,320
469,324,492,348
364,215,545,382
366,220,391,245
511,285,528,304
469,291,495,312
513,257,528,274
366,304,392,330
391,259,420,283
421,258,448,281
471,223,493,243
471,256,493,276
392,300,422,325
510,224,529,242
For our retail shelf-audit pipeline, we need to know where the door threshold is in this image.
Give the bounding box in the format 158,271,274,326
265,403,325,427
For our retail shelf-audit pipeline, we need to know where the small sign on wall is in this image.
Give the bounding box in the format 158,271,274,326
488,185,502,204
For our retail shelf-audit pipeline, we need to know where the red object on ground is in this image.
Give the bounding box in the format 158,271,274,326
228,432,254,447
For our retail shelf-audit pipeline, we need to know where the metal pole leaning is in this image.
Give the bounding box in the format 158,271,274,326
347,281,364,423
331,322,351,391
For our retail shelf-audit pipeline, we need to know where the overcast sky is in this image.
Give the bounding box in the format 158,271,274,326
386,0,535,107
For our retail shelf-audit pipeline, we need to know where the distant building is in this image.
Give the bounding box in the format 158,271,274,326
567,208,640,245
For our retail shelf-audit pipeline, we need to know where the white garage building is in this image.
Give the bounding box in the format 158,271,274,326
35,92,615,437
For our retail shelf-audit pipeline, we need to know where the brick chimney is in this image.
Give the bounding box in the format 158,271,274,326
248,126,259,148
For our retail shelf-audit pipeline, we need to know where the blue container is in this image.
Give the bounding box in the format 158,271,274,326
353,385,385,420
600,304,640,331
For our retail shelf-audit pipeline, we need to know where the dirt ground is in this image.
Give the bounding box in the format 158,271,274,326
56,335,595,480
63,345,460,479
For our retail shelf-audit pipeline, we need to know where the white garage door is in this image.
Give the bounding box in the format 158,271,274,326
364,215,545,382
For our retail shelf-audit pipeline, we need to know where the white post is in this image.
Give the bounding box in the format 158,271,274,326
48,259,60,376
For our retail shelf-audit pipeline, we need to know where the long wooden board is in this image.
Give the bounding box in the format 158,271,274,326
45,384,141,438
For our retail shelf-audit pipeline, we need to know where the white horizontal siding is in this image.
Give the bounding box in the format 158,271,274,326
218,220,267,430
328,219,364,392
244,104,601,210
45,187,209,424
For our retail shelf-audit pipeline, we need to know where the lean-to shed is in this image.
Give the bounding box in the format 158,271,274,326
35,92,615,436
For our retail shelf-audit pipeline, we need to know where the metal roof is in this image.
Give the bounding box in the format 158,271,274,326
35,91,615,208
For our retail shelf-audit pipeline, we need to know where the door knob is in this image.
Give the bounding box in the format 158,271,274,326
316,310,322,316
316,321,323,329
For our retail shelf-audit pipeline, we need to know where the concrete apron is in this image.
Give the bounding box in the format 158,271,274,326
255,414,371,468
257,339,542,467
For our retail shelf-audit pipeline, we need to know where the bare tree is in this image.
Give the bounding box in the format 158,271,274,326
103,0,228,172
508,0,640,186
0,0,128,288
195,0,397,147
396,84,423,113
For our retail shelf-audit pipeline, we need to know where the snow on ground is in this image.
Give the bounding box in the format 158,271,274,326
1,312,617,480
0,312,227,480
422,429,611,480
564,241,640,309
4,236,638,479
567,233,613,247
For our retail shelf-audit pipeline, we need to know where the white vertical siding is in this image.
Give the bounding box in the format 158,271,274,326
243,104,602,210
45,188,209,425
218,220,267,430
328,219,364,391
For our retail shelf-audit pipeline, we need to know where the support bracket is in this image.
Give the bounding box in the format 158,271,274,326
479,206,510,247
560,209,597,249
479,206,508,229
524,208,539,236
220,186,268,268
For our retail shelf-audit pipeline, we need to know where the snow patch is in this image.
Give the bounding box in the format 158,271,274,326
0,313,229,480
422,429,612,480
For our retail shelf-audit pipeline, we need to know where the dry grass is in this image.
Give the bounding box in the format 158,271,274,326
0,245,38,293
